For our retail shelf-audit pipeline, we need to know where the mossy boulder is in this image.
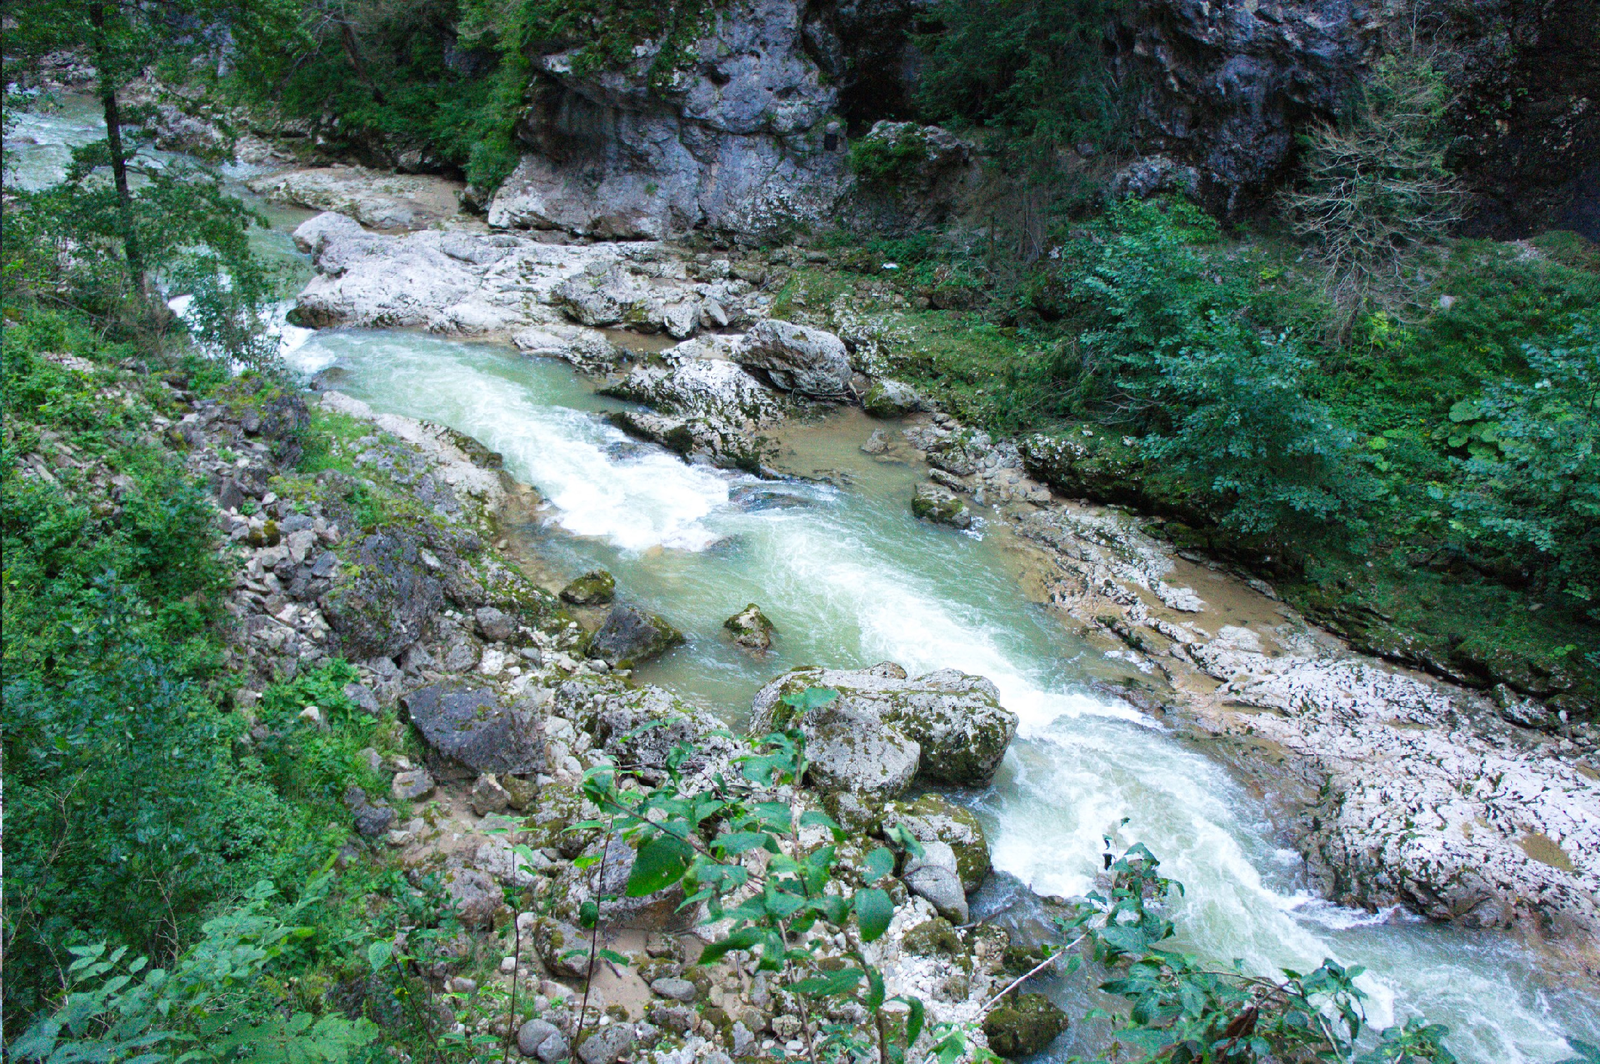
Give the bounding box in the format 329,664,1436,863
752,663,1018,789
884,794,991,892
863,379,926,418
724,603,776,651
561,568,616,606
589,604,684,666
982,992,1068,1058
912,483,972,530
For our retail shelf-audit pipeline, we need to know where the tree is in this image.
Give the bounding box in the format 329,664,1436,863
1281,50,1465,338
3,0,276,355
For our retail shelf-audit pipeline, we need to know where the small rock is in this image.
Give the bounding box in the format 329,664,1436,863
392,767,436,803
560,570,616,606
861,429,890,455
476,606,517,642
470,773,512,816
519,1019,564,1059
576,1022,636,1064
649,976,698,1002
298,705,328,729
912,484,972,530
503,774,539,811
902,841,968,923
723,603,775,652
344,682,381,715
982,992,1069,1057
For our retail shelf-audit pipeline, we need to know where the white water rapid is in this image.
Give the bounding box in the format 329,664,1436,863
289,330,1599,1064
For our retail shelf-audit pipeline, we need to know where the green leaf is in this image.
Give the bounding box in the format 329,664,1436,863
865,965,886,1009
790,967,865,996
781,686,840,713
855,887,894,942
579,900,599,928
596,949,631,965
626,835,692,897
799,809,845,838
698,927,763,965
861,846,896,883
366,940,393,972
899,995,926,1047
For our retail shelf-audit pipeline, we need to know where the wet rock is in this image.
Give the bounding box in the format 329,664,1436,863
724,603,775,651
912,484,972,530
982,992,1068,1058
885,794,991,892
861,429,890,455
732,320,853,400
752,663,1018,788
512,324,622,373
560,570,616,606
902,841,968,923
589,605,684,667
400,686,544,779
862,379,928,419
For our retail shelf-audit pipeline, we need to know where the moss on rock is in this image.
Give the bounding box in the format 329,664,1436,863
983,992,1069,1058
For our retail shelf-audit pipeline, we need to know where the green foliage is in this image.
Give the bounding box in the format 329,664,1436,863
12,878,378,1064
1442,314,1600,616
571,686,932,1061
1074,842,1457,1064
915,0,1129,174
849,127,931,186
229,0,716,192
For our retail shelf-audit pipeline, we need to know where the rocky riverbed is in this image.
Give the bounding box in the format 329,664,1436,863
278,205,1600,975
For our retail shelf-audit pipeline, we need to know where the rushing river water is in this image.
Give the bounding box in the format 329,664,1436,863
8,97,1597,1062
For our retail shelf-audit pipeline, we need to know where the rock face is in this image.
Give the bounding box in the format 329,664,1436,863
486,0,850,241
732,319,854,400
400,686,545,779
751,663,1019,791
1121,0,1371,211
588,605,685,666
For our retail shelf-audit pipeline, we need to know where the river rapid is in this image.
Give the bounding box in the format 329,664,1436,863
7,98,1597,1062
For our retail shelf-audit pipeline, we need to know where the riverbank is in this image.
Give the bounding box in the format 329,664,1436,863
278,201,1600,976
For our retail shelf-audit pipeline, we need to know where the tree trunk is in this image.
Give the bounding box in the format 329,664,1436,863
88,1,148,299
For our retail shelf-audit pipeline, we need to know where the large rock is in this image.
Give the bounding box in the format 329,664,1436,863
752,664,1018,788
982,992,1069,1058
732,320,853,400
549,837,695,932
901,841,969,924
601,349,786,427
588,605,685,667
322,531,443,659
786,696,922,797
1121,0,1370,210
511,324,622,372
553,676,743,786
400,686,545,779
884,794,991,893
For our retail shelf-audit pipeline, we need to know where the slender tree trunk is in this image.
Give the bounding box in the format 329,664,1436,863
88,1,148,299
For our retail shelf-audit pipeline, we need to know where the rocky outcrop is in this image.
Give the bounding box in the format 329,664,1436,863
751,663,1020,790
249,166,466,230
1120,0,1372,211
486,0,851,241
289,213,761,339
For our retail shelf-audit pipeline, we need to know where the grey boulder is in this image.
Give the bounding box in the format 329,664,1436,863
588,605,684,667
400,686,544,779
732,320,853,400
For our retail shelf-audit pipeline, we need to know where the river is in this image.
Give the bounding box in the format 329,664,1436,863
6,96,1596,1063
